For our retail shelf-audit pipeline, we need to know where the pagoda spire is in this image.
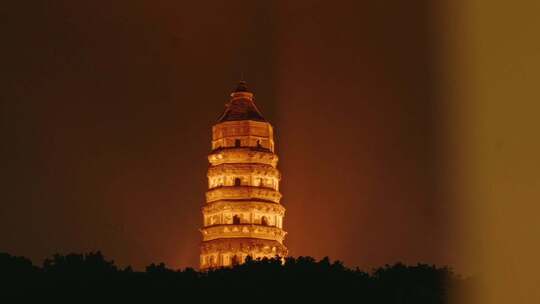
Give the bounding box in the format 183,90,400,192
220,81,265,122
234,80,249,93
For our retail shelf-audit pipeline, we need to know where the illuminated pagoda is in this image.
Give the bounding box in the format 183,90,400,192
200,81,288,269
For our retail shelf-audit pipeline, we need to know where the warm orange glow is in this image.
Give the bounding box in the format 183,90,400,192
200,83,287,269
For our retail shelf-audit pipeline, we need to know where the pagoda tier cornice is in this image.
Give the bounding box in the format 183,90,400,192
207,163,280,179
200,238,288,256
200,224,287,243
206,186,282,203
202,200,285,215
208,148,278,167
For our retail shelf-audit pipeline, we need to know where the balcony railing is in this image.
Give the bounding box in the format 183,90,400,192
208,148,278,166
200,224,287,243
206,186,282,203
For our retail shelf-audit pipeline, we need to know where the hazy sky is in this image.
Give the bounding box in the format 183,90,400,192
1,0,456,270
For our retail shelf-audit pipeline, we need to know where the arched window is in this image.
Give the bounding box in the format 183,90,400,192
235,139,241,147
234,177,241,186
233,215,241,225
261,216,268,226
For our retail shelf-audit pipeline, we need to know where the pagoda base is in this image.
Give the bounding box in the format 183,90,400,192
200,238,288,269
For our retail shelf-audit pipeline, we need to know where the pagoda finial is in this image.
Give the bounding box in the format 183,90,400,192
234,80,249,93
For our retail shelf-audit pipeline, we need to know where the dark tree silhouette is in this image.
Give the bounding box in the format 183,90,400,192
0,251,463,302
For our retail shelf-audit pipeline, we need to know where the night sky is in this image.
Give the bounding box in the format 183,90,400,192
1,1,456,270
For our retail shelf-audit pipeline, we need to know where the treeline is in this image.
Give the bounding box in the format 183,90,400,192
0,251,464,302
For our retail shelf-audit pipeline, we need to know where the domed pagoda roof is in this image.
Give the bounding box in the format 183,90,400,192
217,81,266,123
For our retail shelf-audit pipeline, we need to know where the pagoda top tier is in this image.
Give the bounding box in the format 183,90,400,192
217,81,266,123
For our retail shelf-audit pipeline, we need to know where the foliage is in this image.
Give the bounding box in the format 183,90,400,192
0,251,462,302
